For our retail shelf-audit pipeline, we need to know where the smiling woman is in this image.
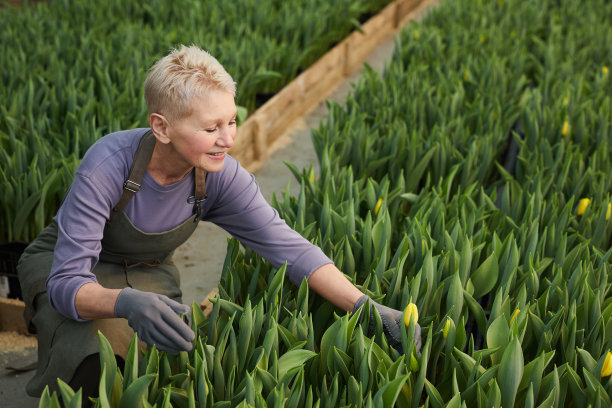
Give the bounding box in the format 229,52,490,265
144,46,239,180
16,44,420,404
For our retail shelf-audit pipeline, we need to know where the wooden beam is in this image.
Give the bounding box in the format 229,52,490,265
0,297,28,335
199,288,219,318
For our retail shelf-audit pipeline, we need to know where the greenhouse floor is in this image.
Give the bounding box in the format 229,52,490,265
0,2,437,405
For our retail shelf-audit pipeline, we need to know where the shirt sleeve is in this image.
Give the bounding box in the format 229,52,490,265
202,158,333,285
46,171,121,321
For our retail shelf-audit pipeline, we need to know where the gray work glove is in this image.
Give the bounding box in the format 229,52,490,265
353,294,422,355
114,287,195,354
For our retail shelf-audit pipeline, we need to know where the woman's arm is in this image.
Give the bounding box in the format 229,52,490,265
203,157,334,286
47,133,136,320
309,263,421,353
74,282,121,320
307,263,363,312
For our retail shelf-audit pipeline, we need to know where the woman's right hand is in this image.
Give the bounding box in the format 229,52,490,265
114,287,195,354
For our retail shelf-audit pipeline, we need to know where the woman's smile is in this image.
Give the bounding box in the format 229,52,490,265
206,151,226,160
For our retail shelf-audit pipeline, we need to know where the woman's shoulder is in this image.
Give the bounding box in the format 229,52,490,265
77,128,149,179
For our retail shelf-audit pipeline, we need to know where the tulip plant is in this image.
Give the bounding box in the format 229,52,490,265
39,0,612,406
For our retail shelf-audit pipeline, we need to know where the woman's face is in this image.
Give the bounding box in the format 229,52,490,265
166,89,237,173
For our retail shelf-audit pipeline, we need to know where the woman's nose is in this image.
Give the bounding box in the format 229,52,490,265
217,127,235,149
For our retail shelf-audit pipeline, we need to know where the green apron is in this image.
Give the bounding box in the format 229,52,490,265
17,131,206,397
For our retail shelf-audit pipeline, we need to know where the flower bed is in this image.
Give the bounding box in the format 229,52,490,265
40,0,612,406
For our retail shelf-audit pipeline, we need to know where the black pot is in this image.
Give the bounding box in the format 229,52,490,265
0,241,29,300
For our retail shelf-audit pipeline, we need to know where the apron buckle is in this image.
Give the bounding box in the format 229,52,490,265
187,195,207,222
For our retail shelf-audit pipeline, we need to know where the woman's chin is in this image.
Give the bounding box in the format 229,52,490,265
200,158,225,172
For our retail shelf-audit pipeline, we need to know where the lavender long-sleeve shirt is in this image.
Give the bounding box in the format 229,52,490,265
47,128,332,320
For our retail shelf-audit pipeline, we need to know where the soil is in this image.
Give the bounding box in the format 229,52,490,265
0,331,36,353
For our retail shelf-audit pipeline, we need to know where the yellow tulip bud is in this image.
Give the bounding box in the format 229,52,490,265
602,351,612,377
463,71,469,81
413,30,419,40
577,198,590,216
410,352,420,372
603,66,609,75
606,203,611,221
509,309,520,326
309,169,315,184
443,318,451,339
561,121,570,136
374,198,383,216
403,302,419,327
562,96,569,106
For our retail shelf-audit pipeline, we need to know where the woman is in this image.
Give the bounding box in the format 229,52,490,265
18,44,420,401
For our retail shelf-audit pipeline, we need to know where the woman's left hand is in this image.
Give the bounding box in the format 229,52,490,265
353,294,422,354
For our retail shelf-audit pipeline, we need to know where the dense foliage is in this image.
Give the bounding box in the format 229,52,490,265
0,0,391,243
40,0,612,406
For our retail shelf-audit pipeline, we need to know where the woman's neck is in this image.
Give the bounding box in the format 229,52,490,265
147,141,193,186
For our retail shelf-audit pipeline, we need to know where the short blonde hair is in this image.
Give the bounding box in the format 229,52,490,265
144,44,236,122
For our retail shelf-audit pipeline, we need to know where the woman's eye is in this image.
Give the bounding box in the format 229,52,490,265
229,120,236,126
205,128,216,133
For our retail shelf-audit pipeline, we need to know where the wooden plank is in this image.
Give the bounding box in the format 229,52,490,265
398,0,432,27
0,297,27,335
229,116,257,164
256,43,346,147
345,2,398,74
199,288,219,317
239,115,261,160
255,82,304,146
248,113,268,161
257,83,302,128
266,70,343,146
397,0,426,25
299,43,347,98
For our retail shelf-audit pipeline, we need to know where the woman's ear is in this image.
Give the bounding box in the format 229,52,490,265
150,113,171,144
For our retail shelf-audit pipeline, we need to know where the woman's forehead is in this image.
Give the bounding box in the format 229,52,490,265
186,91,236,121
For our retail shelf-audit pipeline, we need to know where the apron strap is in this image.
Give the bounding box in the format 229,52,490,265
195,167,207,199
108,130,208,225
108,130,156,225
191,168,208,222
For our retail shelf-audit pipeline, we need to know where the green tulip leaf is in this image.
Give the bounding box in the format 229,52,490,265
277,349,316,380
498,337,524,408
469,253,499,299
118,374,156,408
